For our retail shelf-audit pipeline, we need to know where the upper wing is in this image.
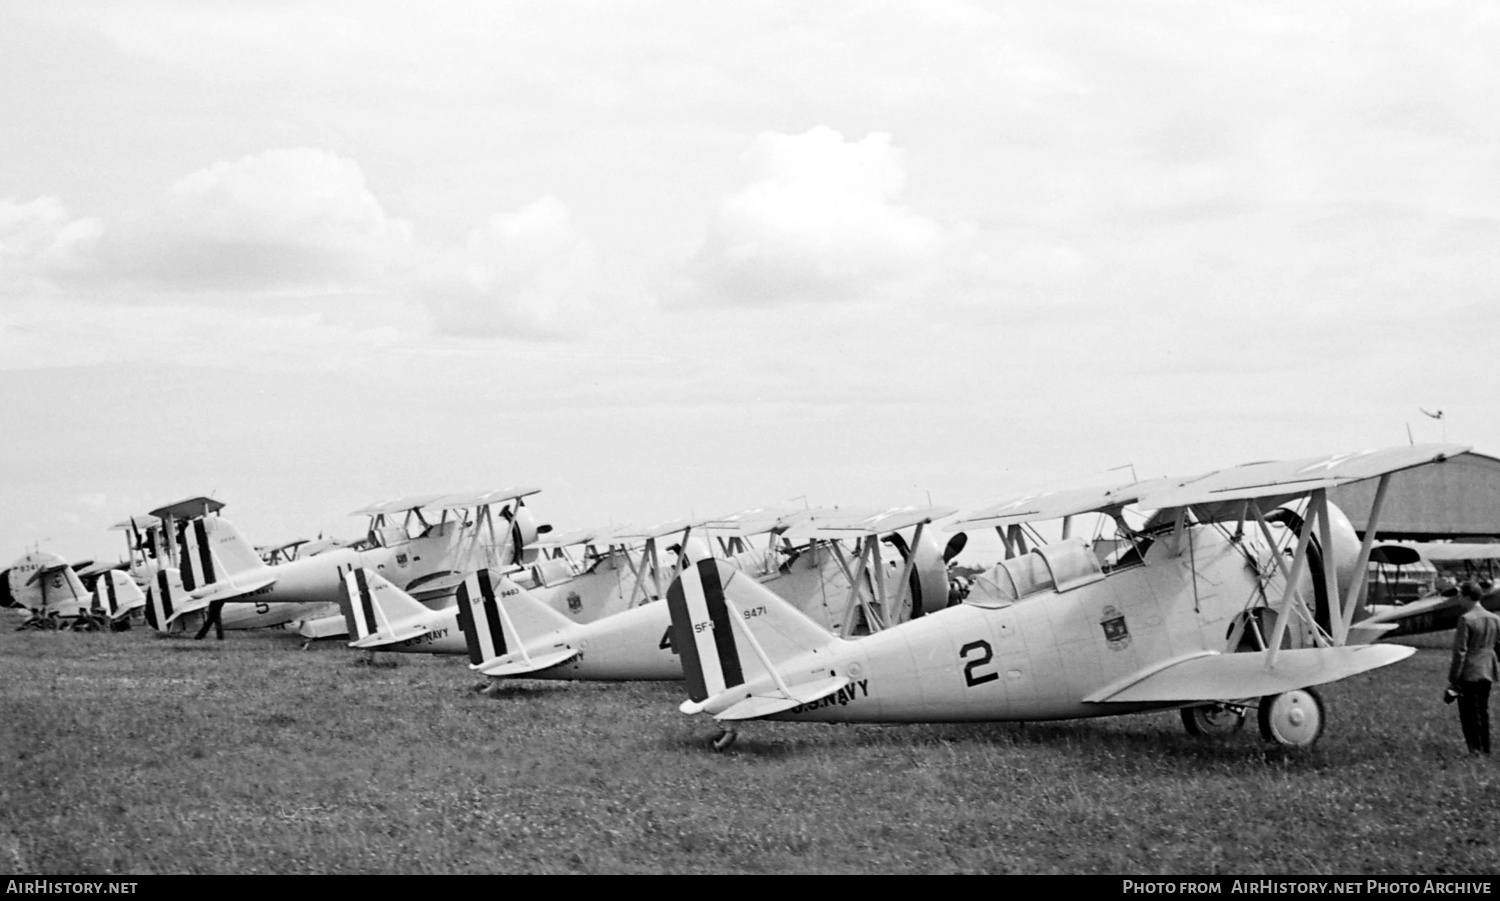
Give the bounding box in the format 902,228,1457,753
948,478,1176,530
781,505,956,539
703,505,817,537
147,496,226,521
348,493,448,518
431,486,542,511
1137,444,1470,518
1376,541,1500,563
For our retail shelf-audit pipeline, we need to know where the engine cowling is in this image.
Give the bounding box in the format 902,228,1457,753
508,507,541,566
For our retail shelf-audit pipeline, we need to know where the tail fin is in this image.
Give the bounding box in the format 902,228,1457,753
456,569,580,673
7,553,90,617
340,568,435,646
93,571,145,620
667,558,845,709
143,568,186,631
173,517,268,594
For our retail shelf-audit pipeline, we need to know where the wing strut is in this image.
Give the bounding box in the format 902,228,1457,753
1337,473,1392,642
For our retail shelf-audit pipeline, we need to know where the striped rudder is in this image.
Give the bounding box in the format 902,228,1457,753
341,568,381,641
667,558,744,703
94,569,120,619
668,558,847,705
144,569,183,631
456,571,508,666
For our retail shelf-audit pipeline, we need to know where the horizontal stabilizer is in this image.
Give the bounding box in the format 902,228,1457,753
682,675,851,720
297,613,348,641
403,571,466,600
474,646,581,677
350,623,432,649
1083,645,1414,704
164,594,213,624
186,573,277,604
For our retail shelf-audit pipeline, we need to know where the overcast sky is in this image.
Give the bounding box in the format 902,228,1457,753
3,1,1497,565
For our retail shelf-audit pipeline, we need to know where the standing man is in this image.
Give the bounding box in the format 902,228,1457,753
1449,581,1500,755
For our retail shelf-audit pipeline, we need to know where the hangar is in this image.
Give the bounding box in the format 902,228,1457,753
1329,450,1500,541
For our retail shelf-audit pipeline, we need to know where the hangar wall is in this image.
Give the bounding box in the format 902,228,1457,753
1329,451,1500,540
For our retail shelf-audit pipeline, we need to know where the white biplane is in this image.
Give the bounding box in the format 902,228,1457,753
665,445,1466,750
1357,541,1500,637
3,551,103,630
334,517,712,661
133,488,543,640
336,505,959,675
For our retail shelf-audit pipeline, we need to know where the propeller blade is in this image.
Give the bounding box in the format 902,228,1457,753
943,532,969,563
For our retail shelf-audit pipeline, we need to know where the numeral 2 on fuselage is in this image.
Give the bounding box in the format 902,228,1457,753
960,639,999,687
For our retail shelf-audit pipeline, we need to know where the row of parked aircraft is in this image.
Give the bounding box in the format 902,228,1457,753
3,443,1486,752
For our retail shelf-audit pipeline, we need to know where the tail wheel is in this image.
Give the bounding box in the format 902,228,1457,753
1180,703,1247,737
1258,688,1326,748
710,728,738,752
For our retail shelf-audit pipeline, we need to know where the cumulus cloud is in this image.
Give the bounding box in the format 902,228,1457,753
0,197,103,295
95,148,413,294
415,197,602,339
674,127,966,306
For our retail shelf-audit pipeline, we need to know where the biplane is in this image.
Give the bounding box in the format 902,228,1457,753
451,505,961,684
336,565,682,679
89,569,146,628
334,518,709,660
666,445,1466,750
1358,542,1500,637
134,488,543,639
339,505,960,673
2,551,100,630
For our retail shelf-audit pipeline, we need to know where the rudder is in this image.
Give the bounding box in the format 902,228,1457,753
667,558,845,705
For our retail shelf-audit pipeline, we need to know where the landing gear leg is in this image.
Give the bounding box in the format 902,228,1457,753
1180,703,1247,737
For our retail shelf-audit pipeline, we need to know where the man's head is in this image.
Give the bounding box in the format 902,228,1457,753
1459,581,1483,608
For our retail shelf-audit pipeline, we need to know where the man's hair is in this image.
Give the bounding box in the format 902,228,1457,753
1460,581,1481,601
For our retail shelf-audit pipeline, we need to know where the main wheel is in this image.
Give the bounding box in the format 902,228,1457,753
1180,703,1247,737
1257,688,1326,748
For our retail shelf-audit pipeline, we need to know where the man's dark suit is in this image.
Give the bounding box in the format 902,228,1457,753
1449,605,1500,753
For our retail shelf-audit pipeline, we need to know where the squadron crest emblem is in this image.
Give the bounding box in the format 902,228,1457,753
567,591,582,614
1100,605,1130,650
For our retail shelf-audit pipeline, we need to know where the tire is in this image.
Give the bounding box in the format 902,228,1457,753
1257,687,1326,748
1180,704,1247,737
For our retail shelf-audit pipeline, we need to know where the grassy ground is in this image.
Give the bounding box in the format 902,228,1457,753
2,619,1497,875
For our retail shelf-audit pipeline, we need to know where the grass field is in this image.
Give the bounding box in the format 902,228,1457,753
2,620,1497,875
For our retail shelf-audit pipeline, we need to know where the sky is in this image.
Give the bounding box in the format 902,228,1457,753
2,1,1497,567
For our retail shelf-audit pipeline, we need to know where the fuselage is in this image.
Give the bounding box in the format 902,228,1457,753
770,525,1302,723
203,519,463,608
522,601,679,681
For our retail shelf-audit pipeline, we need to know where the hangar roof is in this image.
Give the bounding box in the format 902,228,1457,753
1329,451,1500,540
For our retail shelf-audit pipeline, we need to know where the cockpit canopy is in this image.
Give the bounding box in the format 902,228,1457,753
977,537,1106,602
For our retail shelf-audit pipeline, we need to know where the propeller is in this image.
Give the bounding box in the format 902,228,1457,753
943,533,968,564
